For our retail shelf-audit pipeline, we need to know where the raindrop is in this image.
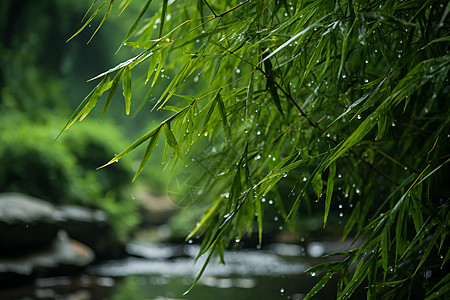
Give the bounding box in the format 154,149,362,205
338,204,343,209
236,68,241,74
339,212,344,217
196,39,200,43
310,272,316,277
188,239,193,244
357,114,362,119
280,288,285,293
274,216,279,221
338,174,342,178
261,198,266,203
256,130,261,135
356,189,360,194
255,154,261,160
268,199,274,205
194,76,199,82
302,177,307,182
235,237,240,243
364,79,369,83
282,173,287,177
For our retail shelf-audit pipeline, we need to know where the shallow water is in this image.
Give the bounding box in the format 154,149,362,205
0,242,342,300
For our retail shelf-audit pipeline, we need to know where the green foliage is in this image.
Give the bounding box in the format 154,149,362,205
0,115,139,241
67,0,449,298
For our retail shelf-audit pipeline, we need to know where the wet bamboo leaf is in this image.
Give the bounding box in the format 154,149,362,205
312,171,323,202
88,0,115,44
67,0,107,43
159,0,168,38
122,66,132,115
152,47,168,87
117,0,154,53
98,126,161,169
216,91,231,142
79,74,112,121
324,161,336,227
163,123,184,163
133,126,162,181
100,68,124,123
304,272,333,300
414,228,440,275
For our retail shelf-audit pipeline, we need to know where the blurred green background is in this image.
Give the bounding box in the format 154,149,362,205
0,0,183,243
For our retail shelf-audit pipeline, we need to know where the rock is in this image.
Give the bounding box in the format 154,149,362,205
54,205,116,260
0,231,94,287
0,193,123,260
0,193,59,254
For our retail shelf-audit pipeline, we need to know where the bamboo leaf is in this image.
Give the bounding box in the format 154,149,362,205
98,126,160,169
216,91,230,142
311,171,323,202
67,0,107,43
122,66,132,115
133,126,162,181
100,68,124,123
304,272,334,300
117,0,154,53
163,123,184,163
87,0,115,44
80,74,112,121
199,95,218,135
159,0,169,38
324,161,336,227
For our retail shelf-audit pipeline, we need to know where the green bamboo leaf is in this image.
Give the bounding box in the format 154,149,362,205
146,51,159,84
80,74,112,121
426,272,450,300
100,68,124,123
324,161,336,227
186,198,224,241
87,0,115,44
216,91,231,142
414,228,440,275
305,261,342,274
338,257,371,300
304,272,333,300
132,126,162,181
66,0,107,43
152,47,168,87
184,248,215,295
89,51,149,82
98,126,160,169
154,56,198,110
263,57,284,115
255,193,263,245
119,0,133,15
375,112,387,140
117,0,154,53
337,20,355,81
312,171,323,202
163,123,184,163
199,95,218,135
381,228,389,273
159,0,168,38
122,66,132,115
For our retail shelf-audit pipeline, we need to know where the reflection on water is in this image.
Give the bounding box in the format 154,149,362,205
0,242,341,300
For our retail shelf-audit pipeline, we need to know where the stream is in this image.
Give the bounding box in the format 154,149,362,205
0,241,346,300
